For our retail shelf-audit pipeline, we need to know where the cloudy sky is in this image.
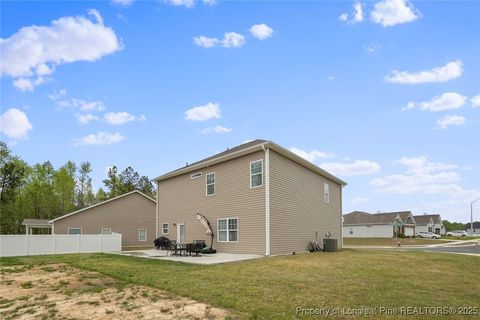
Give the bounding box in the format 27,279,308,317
1,0,479,222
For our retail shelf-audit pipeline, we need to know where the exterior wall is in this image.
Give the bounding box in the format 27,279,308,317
404,226,415,237
269,150,342,255
53,192,156,247
157,151,266,255
416,224,445,235
415,225,429,234
343,225,393,238
466,228,480,235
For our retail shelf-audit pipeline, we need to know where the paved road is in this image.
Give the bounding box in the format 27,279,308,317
420,243,480,255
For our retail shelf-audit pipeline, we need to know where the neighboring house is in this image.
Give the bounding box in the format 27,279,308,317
413,214,445,235
343,211,416,238
466,222,480,235
50,190,156,248
21,219,52,235
154,139,347,256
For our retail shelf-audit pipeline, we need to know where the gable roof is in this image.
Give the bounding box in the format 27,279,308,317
153,139,347,186
50,190,156,223
413,214,442,226
22,219,51,226
343,211,415,225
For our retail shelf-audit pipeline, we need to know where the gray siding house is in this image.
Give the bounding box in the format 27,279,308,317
413,214,445,235
343,211,417,238
154,140,347,256
51,191,156,248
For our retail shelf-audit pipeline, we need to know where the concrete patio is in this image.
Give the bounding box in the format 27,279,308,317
114,249,263,265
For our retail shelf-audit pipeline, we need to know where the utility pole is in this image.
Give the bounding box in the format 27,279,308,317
471,197,480,236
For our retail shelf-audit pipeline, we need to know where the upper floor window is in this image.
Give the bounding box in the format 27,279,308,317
250,160,263,188
206,173,215,196
323,183,330,204
162,223,169,235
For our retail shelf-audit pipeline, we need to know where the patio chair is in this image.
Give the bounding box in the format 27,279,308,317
166,240,177,256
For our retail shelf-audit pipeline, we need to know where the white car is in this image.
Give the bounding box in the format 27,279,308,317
416,231,441,239
446,230,468,237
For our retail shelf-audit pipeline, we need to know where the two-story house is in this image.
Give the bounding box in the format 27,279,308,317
154,139,347,256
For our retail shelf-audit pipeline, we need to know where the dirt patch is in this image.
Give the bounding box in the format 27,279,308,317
0,264,233,319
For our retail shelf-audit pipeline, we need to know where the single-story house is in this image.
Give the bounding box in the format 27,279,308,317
413,214,445,235
50,190,156,248
154,139,347,256
466,222,480,235
343,211,416,238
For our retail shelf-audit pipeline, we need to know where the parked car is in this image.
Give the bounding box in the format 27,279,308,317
446,230,468,237
416,231,441,239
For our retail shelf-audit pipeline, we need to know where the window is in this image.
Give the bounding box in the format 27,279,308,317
250,160,263,188
191,172,202,179
101,228,112,235
349,228,353,235
206,173,215,196
68,228,81,235
162,223,169,235
218,218,238,242
138,228,147,241
323,183,330,204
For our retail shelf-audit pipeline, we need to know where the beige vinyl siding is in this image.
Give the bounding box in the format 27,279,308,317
269,150,342,255
157,151,265,255
53,192,156,247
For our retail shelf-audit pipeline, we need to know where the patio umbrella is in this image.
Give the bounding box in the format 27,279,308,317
196,213,214,251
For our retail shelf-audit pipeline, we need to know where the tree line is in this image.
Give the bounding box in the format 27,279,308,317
0,141,155,234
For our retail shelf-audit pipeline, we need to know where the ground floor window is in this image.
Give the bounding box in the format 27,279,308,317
349,228,353,235
101,228,112,235
218,218,238,242
68,228,81,235
162,223,169,235
138,228,147,241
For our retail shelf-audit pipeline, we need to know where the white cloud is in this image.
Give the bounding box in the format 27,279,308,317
385,60,463,84
436,115,466,129
49,89,67,101
77,114,99,124
250,24,274,40
351,197,369,205
203,0,217,6
339,1,364,25
370,156,478,199
103,112,146,125
326,75,335,81
201,125,232,134
74,132,125,146
289,147,335,163
164,0,195,8
371,0,420,27
185,102,221,121
111,0,134,6
0,10,122,91
404,92,466,112
194,32,245,48
471,95,480,108
320,160,381,176
364,43,382,54
70,99,106,112
0,108,33,139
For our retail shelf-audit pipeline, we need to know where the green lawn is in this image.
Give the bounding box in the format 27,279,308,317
1,250,479,319
343,237,448,246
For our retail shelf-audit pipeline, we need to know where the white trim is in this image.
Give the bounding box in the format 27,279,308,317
138,228,147,242
264,147,270,256
190,172,202,179
155,185,159,238
68,228,82,235
217,217,239,243
250,159,264,188
101,228,112,235
162,223,169,235
50,190,156,223
176,223,185,243
206,172,215,196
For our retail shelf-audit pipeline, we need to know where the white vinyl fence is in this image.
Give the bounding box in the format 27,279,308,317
0,233,122,257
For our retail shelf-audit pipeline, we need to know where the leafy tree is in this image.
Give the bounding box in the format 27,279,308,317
118,166,140,194
54,161,76,214
95,187,108,203
443,220,466,232
137,175,155,198
103,166,120,198
76,161,94,208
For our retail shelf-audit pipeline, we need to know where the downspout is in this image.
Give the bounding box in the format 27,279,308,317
340,185,344,249
262,144,270,256
155,183,159,239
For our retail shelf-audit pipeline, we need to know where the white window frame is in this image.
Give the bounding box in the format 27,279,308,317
138,228,147,242
162,223,169,235
323,183,330,204
101,228,112,235
191,172,202,179
206,172,215,196
250,159,263,188
217,218,239,243
68,228,82,235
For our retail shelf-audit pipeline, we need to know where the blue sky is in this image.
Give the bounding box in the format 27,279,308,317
1,0,479,222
